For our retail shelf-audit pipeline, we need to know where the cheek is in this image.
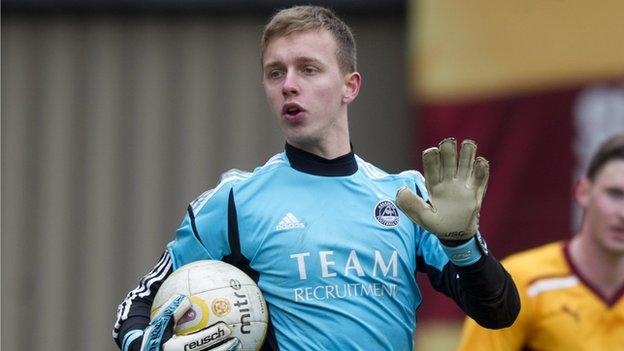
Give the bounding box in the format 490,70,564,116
591,196,618,221
313,82,344,111
264,86,282,113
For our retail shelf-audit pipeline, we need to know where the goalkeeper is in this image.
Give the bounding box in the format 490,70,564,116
113,5,520,351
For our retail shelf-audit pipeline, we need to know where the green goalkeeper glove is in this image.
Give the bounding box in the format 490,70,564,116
396,138,489,241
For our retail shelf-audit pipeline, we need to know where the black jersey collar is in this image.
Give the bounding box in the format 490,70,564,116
285,143,358,177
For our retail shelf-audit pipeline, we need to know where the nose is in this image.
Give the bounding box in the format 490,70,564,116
282,72,300,97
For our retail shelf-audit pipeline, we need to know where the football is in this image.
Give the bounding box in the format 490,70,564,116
151,260,268,350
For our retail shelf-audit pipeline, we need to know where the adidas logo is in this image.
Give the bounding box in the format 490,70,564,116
276,212,305,231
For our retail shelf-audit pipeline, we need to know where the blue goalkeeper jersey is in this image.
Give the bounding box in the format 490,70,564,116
169,144,442,350
113,143,520,351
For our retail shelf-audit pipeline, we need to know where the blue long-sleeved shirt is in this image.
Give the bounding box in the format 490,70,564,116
113,144,519,350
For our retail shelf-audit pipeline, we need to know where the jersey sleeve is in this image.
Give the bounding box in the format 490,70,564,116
112,251,173,349
113,172,241,349
405,170,520,329
457,258,532,350
167,177,237,269
416,232,520,329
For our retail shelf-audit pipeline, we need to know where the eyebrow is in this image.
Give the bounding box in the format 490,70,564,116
263,56,324,70
263,61,282,71
296,56,323,65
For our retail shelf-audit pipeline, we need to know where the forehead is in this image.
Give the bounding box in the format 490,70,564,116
262,29,339,66
594,160,624,186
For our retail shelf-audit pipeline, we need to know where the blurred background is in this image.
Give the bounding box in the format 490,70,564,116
2,0,623,350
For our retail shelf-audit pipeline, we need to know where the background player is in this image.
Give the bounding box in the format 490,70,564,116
459,133,624,350
113,6,519,350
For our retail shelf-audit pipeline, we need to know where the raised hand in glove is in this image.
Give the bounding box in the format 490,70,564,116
396,138,489,241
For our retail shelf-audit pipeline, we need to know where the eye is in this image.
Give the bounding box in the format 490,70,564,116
606,188,624,200
302,66,319,75
267,70,284,80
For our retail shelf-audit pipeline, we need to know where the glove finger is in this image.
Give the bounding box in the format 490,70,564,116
142,295,191,351
438,137,458,181
155,294,192,323
470,156,490,205
163,322,233,351
457,139,476,180
422,147,441,188
396,186,433,227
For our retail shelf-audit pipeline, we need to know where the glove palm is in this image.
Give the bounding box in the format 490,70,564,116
396,138,489,241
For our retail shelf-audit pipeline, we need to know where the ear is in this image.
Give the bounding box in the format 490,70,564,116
575,178,591,207
342,72,362,104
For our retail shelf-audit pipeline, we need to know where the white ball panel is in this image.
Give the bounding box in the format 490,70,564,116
152,260,268,351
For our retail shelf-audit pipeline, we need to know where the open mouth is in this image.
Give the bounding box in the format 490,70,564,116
282,103,305,121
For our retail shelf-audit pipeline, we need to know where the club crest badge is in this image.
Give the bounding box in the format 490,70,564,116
374,200,400,227
211,298,231,317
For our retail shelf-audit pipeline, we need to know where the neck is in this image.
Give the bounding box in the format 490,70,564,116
569,231,624,300
284,142,357,177
287,113,351,159
289,138,351,159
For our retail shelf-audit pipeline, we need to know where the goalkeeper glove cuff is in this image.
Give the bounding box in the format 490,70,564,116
441,232,487,266
122,329,144,351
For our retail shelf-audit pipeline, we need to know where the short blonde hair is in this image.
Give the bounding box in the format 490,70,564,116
261,5,357,73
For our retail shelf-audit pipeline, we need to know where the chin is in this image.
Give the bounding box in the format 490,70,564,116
286,136,317,148
282,126,317,145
